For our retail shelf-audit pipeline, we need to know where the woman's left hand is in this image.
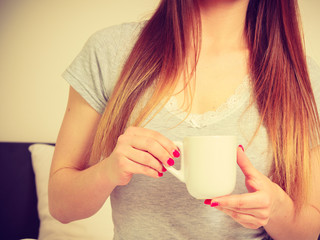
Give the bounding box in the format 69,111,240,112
205,146,284,229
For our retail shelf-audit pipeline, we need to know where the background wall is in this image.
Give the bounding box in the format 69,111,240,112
0,0,159,142
0,0,319,143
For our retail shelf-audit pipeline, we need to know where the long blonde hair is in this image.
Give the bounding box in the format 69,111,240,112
90,0,320,212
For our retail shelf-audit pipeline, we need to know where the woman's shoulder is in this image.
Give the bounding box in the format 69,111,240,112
86,21,147,51
62,21,147,114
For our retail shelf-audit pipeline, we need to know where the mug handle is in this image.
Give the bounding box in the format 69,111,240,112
165,141,185,183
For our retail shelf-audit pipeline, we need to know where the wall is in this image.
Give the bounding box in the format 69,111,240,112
0,0,319,143
0,0,159,143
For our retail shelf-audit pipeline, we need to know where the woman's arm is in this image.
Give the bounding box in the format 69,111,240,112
49,87,178,224
206,147,320,240
48,87,114,223
263,146,320,240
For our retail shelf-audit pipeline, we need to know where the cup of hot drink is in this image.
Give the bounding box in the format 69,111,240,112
166,135,237,199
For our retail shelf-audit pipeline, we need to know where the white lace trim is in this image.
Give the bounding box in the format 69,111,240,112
164,76,251,128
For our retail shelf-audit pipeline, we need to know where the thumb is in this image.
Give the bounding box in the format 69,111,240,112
237,145,259,179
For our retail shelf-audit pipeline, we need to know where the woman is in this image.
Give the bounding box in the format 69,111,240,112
49,0,320,239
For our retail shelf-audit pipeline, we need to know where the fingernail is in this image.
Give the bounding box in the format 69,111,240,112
211,202,219,207
162,166,167,172
158,172,163,177
173,150,180,158
204,199,211,205
167,158,175,166
239,145,244,152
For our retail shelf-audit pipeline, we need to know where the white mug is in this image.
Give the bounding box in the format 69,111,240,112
166,136,237,199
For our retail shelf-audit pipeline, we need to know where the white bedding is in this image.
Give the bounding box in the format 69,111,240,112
28,144,114,240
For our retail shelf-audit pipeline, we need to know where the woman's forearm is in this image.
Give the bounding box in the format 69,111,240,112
265,187,320,240
48,160,116,223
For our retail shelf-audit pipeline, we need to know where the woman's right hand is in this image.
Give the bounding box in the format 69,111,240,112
102,126,179,186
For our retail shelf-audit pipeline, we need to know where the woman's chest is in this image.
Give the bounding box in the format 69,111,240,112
174,52,249,114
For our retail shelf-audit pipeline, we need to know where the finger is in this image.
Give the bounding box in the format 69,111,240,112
237,146,259,178
124,156,162,179
215,207,268,229
206,198,270,219
125,127,180,157
211,191,270,209
221,206,270,219
125,146,164,173
121,134,175,167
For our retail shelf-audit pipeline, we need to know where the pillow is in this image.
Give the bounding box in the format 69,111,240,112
29,144,114,240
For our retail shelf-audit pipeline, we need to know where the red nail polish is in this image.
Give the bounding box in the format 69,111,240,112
204,199,211,205
173,150,180,158
211,202,219,207
239,145,244,152
158,172,163,177
162,166,167,172
167,158,175,166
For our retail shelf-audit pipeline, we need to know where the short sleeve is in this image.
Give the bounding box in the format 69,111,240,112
62,22,144,114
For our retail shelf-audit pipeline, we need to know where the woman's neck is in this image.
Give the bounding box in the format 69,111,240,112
198,0,250,54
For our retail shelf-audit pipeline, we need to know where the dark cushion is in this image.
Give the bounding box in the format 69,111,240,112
0,142,40,240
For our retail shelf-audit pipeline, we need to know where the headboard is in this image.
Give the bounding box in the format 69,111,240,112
0,142,43,240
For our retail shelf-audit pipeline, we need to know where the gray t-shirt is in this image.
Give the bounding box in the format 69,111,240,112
62,21,320,240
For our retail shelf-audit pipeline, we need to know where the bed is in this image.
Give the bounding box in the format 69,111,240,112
0,142,113,240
